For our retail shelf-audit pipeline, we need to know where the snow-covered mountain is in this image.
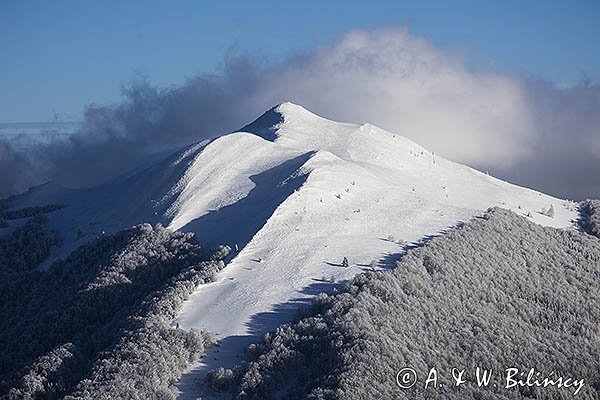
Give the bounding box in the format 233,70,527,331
8,102,578,396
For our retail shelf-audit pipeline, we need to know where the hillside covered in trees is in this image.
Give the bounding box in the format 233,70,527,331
207,207,600,400
1,197,597,399
582,199,600,238
0,216,229,399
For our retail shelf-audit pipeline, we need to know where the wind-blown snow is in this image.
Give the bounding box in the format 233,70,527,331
5,102,578,398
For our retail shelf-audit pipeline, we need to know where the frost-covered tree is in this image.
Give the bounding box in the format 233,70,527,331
0,215,60,278
582,199,600,238
1,204,64,220
542,204,555,218
369,259,378,271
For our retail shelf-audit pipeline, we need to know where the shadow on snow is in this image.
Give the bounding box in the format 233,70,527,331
180,152,314,250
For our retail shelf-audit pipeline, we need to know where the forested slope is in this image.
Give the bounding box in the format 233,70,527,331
208,208,600,400
0,221,229,400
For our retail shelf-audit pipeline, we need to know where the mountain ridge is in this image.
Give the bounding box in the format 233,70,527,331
3,101,577,282
1,102,580,397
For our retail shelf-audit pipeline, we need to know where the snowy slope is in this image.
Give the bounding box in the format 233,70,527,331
171,103,577,398
5,103,578,398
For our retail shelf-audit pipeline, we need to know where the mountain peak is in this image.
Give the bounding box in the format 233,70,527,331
238,102,427,167
238,102,322,141
276,101,318,118
7,100,577,394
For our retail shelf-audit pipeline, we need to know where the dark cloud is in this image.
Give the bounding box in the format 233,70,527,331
0,66,272,197
488,80,600,200
1,29,599,200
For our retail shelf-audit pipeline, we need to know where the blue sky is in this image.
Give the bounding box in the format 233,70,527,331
1,0,599,122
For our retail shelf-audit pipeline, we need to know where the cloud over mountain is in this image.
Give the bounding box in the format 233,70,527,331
1,28,598,199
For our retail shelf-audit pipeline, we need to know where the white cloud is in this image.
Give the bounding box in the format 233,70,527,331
257,28,537,168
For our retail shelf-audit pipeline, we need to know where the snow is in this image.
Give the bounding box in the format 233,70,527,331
4,102,579,398
172,103,577,398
